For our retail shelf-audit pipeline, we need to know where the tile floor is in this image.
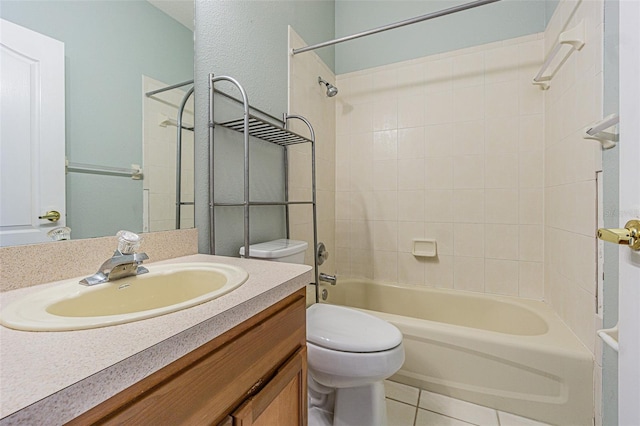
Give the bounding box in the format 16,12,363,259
384,380,551,426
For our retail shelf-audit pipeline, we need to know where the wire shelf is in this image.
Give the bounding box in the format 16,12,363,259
215,115,313,146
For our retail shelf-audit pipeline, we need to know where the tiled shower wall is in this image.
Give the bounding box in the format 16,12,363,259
335,34,545,299
288,28,337,276
543,0,603,354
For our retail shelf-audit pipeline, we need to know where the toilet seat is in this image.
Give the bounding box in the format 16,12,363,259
307,341,405,388
307,303,402,353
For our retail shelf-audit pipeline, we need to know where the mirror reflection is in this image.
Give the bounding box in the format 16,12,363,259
0,0,194,246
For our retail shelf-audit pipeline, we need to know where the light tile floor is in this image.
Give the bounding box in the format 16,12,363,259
385,380,552,426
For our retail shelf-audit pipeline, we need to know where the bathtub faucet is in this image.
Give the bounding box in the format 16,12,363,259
80,231,149,286
319,273,337,285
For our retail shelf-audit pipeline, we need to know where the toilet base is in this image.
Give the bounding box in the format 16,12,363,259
309,377,388,426
334,381,387,426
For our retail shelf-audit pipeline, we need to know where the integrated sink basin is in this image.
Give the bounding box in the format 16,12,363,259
0,262,249,331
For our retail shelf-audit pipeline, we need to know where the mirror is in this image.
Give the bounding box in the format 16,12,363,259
0,0,194,245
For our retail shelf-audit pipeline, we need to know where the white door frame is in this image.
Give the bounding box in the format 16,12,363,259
618,1,640,424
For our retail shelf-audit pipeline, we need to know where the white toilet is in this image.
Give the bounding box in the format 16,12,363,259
306,303,404,426
239,239,405,426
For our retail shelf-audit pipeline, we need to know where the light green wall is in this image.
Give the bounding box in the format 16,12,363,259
334,0,548,74
1,0,194,239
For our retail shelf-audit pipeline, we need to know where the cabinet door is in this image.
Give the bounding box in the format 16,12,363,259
232,346,307,426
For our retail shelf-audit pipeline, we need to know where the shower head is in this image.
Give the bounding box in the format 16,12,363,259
318,77,338,97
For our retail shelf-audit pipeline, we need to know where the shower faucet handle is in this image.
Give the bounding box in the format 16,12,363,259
319,273,337,285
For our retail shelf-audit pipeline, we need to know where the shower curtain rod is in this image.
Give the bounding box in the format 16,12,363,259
292,0,502,56
145,80,194,97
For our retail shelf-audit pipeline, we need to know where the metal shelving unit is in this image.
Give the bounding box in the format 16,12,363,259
208,74,319,298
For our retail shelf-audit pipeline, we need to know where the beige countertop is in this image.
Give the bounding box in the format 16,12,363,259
0,254,312,424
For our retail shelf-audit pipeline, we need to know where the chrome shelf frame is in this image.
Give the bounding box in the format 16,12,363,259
208,74,319,299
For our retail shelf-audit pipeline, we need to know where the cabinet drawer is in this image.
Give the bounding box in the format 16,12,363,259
68,288,306,426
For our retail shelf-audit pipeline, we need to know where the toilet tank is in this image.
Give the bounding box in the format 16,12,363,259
238,239,308,264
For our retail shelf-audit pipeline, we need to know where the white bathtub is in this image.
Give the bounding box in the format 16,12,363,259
324,279,593,426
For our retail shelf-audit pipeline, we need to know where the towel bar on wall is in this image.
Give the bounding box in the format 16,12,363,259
584,114,619,149
66,160,143,180
532,20,585,90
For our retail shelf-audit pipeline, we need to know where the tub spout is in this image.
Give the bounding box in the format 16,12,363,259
319,273,337,285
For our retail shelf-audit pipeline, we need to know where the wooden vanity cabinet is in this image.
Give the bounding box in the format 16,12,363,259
68,288,307,426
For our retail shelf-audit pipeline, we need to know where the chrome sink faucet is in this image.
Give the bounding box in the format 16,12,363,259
80,231,149,286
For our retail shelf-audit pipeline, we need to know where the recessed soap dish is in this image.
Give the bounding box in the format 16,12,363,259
412,239,437,257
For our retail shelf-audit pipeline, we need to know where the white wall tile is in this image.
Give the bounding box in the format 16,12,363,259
485,81,520,118
374,221,398,252
485,44,520,84
454,120,485,156
373,190,398,221
373,99,398,131
454,223,485,257
398,127,425,159
373,130,397,160
453,85,485,122
398,159,425,191
398,190,425,222
486,118,519,154
453,51,485,88
519,114,544,152
520,224,543,262
425,255,454,289
485,224,519,260
398,252,426,285
519,261,544,299
453,189,485,223
373,250,398,283
398,94,425,129
453,155,485,189
485,154,519,188
425,123,455,157
398,221,425,253
373,160,398,191
425,90,454,125
425,222,454,256
519,188,543,225
485,188,519,224
485,259,519,296
454,256,485,292
425,190,454,223
425,156,454,190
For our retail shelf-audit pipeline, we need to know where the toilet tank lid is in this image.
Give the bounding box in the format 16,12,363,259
238,239,308,259
307,303,403,353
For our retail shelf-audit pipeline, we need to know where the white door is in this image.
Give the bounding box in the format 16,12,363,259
0,19,65,246
618,2,640,424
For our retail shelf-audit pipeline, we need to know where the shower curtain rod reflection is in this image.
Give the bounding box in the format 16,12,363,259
145,80,194,97
292,0,502,56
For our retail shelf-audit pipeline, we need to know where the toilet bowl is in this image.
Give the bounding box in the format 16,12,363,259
307,303,405,426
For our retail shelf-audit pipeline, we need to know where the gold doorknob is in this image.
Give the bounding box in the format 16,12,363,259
38,210,61,222
597,220,640,250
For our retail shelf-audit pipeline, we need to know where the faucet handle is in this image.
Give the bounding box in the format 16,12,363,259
116,230,143,254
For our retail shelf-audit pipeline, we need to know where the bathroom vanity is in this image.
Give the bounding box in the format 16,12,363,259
69,288,307,425
0,254,312,425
